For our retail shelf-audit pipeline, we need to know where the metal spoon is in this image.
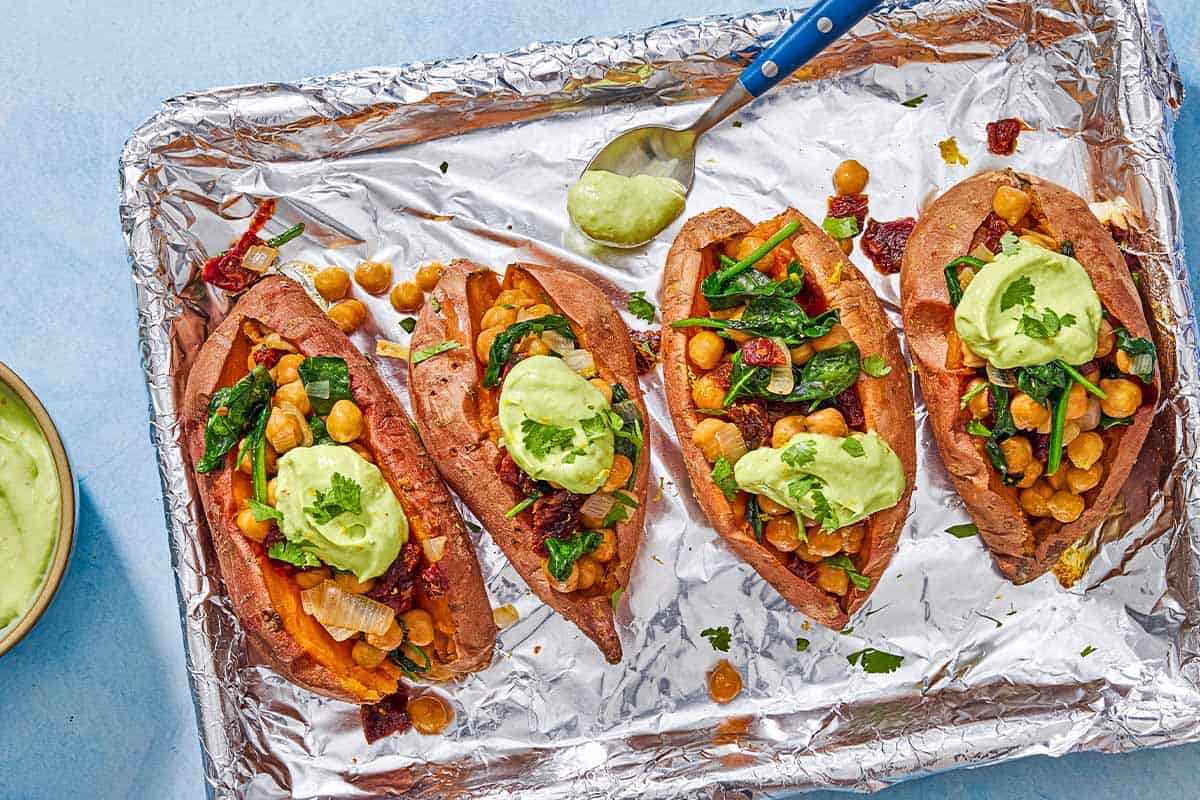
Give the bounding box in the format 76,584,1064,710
574,0,881,247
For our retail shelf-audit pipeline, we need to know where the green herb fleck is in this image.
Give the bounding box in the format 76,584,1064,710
545,530,603,581
966,419,992,437
945,522,979,538
627,290,655,323
399,317,417,334
521,418,576,457
795,637,810,652
900,94,927,108
248,499,283,524
960,381,988,409
411,339,459,366
861,354,891,377
840,438,865,458
711,456,739,502
439,161,449,174
1000,275,1035,311
782,439,817,469
847,647,904,673
822,216,860,239
1080,645,1096,657
824,554,870,590
268,540,321,568
305,473,363,524
610,587,624,610
701,626,731,652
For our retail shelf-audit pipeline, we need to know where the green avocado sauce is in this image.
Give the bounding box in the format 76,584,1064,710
734,431,905,530
0,382,61,631
498,355,615,494
567,170,687,246
274,444,406,581
954,243,1102,368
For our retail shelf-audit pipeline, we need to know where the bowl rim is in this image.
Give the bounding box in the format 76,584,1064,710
0,360,77,657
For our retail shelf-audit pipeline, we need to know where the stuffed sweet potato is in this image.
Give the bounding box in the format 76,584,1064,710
183,275,496,705
409,261,649,663
661,208,916,629
900,170,1159,583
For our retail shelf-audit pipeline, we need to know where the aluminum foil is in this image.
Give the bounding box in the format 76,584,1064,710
118,1,1195,796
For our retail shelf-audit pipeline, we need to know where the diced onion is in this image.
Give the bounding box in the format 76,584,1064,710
242,245,279,273
765,337,794,395
1129,352,1153,380
714,422,748,464
968,244,995,263
323,624,358,642
376,340,409,359
986,363,1016,387
300,580,393,636
1076,397,1101,431
421,536,447,563
492,604,520,630
580,492,617,529
563,348,597,378
541,330,575,355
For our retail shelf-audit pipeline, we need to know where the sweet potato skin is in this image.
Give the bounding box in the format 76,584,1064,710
182,276,496,703
661,208,916,629
900,170,1158,583
409,261,649,663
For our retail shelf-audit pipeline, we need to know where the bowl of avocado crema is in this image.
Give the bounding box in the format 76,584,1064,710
0,362,76,656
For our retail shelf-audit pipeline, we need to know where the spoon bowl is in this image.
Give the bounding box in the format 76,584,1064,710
584,125,698,190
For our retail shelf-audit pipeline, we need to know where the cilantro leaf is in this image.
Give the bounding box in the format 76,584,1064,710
809,489,837,531
627,291,655,323
847,647,904,673
305,473,363,524
795,637,810,652
268,540,321,568
700,626,731,652
822,216,860,239
521,418,576,457
824,553,870,590
966,419,992,437
945,522,979,538
999,275,1035,311
248,499,283,523
782,439,817,469
999,231,1021,256
399,317,417,334
601,491,638,528
580,413,612,441
711,456,739,502
861,354,891,377
1080,645,1096,657
545,530,602,581
900,93,927,108
840,438,865,458
1060,313,1077,328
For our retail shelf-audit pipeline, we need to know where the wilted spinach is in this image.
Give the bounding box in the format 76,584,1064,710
672,295,839,346
1113,327,1157,383
609,383,643,490
702,258,804,311
197,365,275,473
943,255,986,308
724,342,861,408
298,356,352,416
482,315,576,388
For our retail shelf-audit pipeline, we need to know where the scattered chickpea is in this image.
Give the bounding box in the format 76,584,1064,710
544,559,580,593
765,515,801,552
239,440,277,474
805,408,848,438
1067,431,1104,470
415,262,444,292
367,619,406,651
812,323,852,352
815,563,850,596
351,640,389,670
691,418,726,463
602,454,634,493
708,659,743,704
1046,465,1070,491
266,478,278,507
328,299,367,333
1115,348,1133,374
236,507,272,542
807,528,843,557
793,539,824,563
275,353,305,386
1019,484,1051,517
519,334,552,357
1016,460,1044,489
1099,378,1142,419
266,405,308,453
589,378,613,405
1076,396,1102,431
408,694,454,735
275,379,312,417
400,609,436,647
771,415,807,448
1065,383,1089,419
992,186,1032,227
354,260,393,295
389,281,423,312
314,267,351,302
838,238,853,255
691,376,726,410
1061,420,1081,447
688,330,726,371
576,556,602,591
1047,490,1085,523
475,325,505,364
480,304,517,330
757,495,790,516
1010,392,1050,431
1000,435,1033,474
833,159,869,195
1067,462,1104,494
326,399,364,443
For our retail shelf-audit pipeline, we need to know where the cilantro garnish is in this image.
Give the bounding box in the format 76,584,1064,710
399,317,417,334
627,291,655,323
1000,275,1035,311
781,439,817,469
248,499,283,523
701,626,731,652
840,438,865,458
545,530,602,581
601,491,638,528
304,473,363,524
1080,645,1096,658
438,161,449,174
1016,308,1075,339
847,647,904,673
821,216,859,239
268,540,321,568
521,418,576,457
945,522,979,538
861,354,891,377
711,456,739,501
824,553,870,590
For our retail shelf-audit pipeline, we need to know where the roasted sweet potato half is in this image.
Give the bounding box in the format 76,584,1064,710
900,170,1159,583
661,208,916,629
409,261,650,663
183,276,496,704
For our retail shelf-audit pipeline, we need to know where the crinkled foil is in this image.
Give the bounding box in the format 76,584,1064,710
118,1,1195,797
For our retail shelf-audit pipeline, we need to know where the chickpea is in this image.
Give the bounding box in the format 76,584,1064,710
589,378,613,405
367,619,406,651
1095,319,1116,358
771,415,807,448
1099,378,1142,419
1011,392,1050,431
807,528,843,557
765,515,801,552
793,539,824,563
236,507,272,542
692,375,726,410
480,304,517,330
495,289,534,308
734,236,767,263
354,260,393,294
992,186,1032,227
688,330,726,371
475,325,505,364
590,529,617,562
805,408,848,438
1046,465,1069,491
314,267,351,301
351,640,388,670
327,399,364,443
294,566,331,589
334,572,375,594
1061,420,1081,447
408,694,454,735
1068,462,1103,494
519,334,552,357
266,405,308,453
832,159,869,195
1016,460,1044,489
238,440,277,474
415,261,444,292
389,281,423,312
1047,490,1085,523
1000,435,1033,473
757,495,790,516
518,303,555,322
266,478,278,507
327,299,367,333
815,563,851,596
961,341,986,368
966,378,991,419
1065,382,1089,420
1067,431,1104,470
576,555,602,591
400,609,435,646
1115,348,1133,374
1019,486,1051,517
789,341,815,365
708,659,743,704
602,455,634,493
275,379,312,417
543,559,579,593
691,418,726,463
275,353,305,386
812,323,852,352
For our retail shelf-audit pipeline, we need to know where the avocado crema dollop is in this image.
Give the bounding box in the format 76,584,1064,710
567,170,687,246
498,355,615,494
954,244,1102,369
734,432,905,530
274,444,406,581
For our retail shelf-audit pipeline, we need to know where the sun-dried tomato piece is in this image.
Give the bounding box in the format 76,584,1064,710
200,200,277,292
361,688,411,743
860,217,916,275
832,386,865,428
827,194,869,231
532,491,585,551
1031,433,1052,465
789,558,819,583
728,401,770,450
420,564,448,597
629,328,661,375
706,360,734,391
367,542,421,613
986,118,1022,156
740,337,785,367
252,345,283,369
971,211,1009,254
498,452,538,497
263,529,285,550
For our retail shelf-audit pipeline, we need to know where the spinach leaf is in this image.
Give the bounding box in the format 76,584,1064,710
544,530,603,581
298,356,352,416
249,401,272,502
1113,327,1157,384
847,647,904,674
701,259,804,311
672,295,839,346
821,216,859,239
989,385,1017,439
943,255,986,308
945,523,979,538
1015,362,1068,407
482,315,576,388
700,626,732,652
610,392,644,490
1100,413,1134,429
723,342,861,408
711,456,738,501
389,641,432,678
197,365,275,473
309,416,335,446
745,495,764,543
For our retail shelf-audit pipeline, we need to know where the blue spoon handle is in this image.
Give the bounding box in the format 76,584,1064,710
739,0,880,97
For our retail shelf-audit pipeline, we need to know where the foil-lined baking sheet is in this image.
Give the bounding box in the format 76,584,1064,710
119,1,1195,796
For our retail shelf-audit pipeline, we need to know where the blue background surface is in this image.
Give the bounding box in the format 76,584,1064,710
0,2,1193,798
